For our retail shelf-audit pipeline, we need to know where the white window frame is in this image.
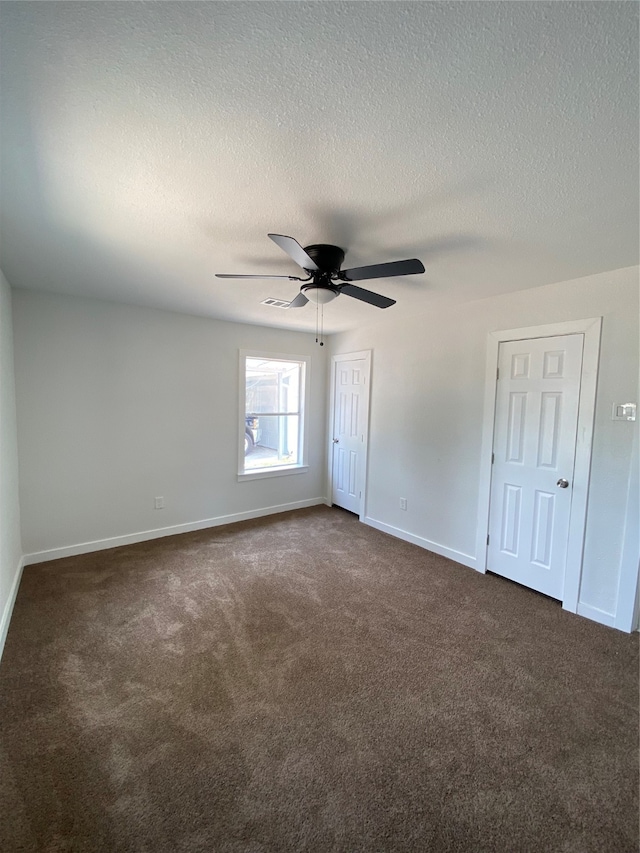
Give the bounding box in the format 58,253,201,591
238,350,310,481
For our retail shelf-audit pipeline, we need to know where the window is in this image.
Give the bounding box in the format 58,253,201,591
239,352,309,478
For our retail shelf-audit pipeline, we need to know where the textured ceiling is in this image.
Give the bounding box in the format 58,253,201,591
1,1,638,333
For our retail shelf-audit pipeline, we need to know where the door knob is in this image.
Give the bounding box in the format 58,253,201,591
333,438,339,443
557,478,569,488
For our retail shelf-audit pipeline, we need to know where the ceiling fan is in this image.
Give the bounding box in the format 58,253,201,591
216,234,425,308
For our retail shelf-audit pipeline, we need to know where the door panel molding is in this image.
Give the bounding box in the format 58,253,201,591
328,350,371,520
475,318,602,614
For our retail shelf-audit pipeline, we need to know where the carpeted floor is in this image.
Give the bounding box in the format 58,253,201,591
1,505,638,852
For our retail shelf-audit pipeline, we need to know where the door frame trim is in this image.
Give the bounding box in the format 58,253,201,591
475,318,602,614
328,350,372,521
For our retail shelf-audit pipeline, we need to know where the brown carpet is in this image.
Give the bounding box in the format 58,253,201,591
0,505,638,853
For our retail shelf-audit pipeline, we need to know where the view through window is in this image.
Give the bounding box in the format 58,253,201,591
242,355,307,473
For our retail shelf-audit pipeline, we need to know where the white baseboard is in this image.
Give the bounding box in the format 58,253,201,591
363,516,477,570
576,602,617,629
0,556,25,661
17,504,626,636
23,498,327,566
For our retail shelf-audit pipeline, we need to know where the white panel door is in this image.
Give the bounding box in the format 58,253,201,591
487,334,584,599
331,357,369,514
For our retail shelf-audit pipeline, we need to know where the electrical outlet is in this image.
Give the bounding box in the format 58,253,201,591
400,497,407,511
154,497,164,509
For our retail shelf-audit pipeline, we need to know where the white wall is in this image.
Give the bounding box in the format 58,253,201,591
329,266,639,625
13,291,328,557
9,267,640,631
0,271,23,654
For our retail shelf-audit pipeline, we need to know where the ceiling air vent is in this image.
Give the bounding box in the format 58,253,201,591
261,298,291,309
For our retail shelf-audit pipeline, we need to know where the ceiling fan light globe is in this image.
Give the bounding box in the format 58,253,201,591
305,287,338,304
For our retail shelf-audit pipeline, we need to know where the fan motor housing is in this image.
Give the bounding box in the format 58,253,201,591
303,244,345,274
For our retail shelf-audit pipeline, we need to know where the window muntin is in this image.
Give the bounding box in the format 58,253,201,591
240,354,307,475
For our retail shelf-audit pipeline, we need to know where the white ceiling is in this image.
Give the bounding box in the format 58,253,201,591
1,1,638,334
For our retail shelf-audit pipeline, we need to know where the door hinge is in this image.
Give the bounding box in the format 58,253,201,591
496,367,500,380
487,534,490,545
491,452,494,464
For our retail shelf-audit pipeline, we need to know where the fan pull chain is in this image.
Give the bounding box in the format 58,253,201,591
314,299,324,346
314,298,325,345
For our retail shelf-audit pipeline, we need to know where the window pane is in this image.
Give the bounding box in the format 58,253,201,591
246,358,300,415
242,354,306,474
244,414,300,470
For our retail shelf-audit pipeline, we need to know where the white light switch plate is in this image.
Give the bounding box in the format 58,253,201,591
611,403,636,421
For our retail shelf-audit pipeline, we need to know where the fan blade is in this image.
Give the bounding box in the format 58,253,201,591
341,258,425,282
340,284,396,309
288,292,310,308
268,234,319,271
215,274,305,280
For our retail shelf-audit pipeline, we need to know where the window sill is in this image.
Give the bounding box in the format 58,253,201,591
238,465,309,482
